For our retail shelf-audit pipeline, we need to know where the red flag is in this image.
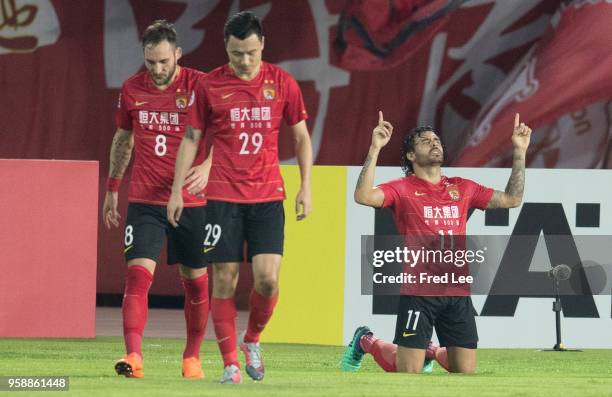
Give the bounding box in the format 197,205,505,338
331,0,467,70
453,1,612,166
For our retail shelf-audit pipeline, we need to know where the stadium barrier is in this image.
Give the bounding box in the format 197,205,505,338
0,160,98,337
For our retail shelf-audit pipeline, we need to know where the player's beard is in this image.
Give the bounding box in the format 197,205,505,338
429,148,443,165
415,149,444,167
151,63,177,87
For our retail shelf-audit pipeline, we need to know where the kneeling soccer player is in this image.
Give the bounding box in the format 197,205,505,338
342,111,530,373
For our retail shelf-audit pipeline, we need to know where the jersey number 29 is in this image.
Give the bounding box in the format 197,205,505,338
239,132,263,154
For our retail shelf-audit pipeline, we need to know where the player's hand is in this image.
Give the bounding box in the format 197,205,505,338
512,113,532,153
166,191,184,228
372,111,393,149
295,186,312,221
185,163,209,195
102,191,121,229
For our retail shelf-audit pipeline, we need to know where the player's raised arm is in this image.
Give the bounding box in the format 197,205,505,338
290,120,313,221
167,125,203,227
487,113,532,209
354,111,393,208
102,127,134,229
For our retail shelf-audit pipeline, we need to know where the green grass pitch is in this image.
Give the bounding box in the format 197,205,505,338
1,337,611,396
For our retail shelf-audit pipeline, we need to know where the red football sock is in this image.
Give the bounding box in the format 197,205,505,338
122,265,153,358
244,289,279,343
360,334,397,372
211,297,239,367
181,272,210,359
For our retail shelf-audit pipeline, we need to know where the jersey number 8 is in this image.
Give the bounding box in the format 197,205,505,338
155,134,167,156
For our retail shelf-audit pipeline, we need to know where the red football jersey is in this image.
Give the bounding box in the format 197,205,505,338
378,175,494,295
116,67,207,206
189,62,308,203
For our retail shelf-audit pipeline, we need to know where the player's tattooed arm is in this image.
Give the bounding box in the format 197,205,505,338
108,128,134,178
356,153,374,190
103,128,132,229
354,111,391,208
185,124,201,142
487,154,525,209
506,151,525,197
487,113,531,209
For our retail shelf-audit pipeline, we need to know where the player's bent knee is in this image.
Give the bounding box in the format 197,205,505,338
215,270,237,285
254,276,278,296
447,346,477,373
213,264,238,281
213,274,236,291
178,264,207,279
396,347,426,374
127,259,156,275
212,281,236,298
212,269,238,297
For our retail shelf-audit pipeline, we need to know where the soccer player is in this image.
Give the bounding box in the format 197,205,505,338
168,12,312,383
342,111,531,373
102,20,211,379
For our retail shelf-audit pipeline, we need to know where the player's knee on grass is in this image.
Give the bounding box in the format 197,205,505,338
447,347,476,373
395,360,423,373
396,346,426,374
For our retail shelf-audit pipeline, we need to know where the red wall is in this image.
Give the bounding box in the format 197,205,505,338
0,160,98,337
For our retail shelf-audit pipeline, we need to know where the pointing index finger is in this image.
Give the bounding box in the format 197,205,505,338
514,113,520,128
378,111,384,124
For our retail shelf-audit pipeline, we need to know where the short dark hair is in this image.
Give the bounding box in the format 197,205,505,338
142,20,177,48
401,126,439,176
224,11,263,42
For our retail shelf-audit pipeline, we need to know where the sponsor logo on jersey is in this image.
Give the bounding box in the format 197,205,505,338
402,332,416,337
230,107,272,122
423,205,460,226
447,185,460,201
414,191,426,196
263,83,276,100
138,110,180,126
203,246,215,253
135,101,147,106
